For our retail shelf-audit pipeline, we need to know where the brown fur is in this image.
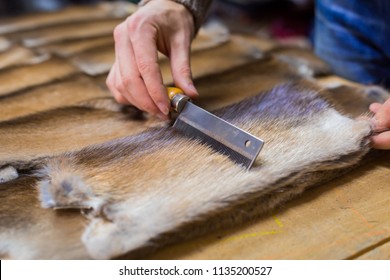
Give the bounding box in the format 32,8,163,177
315,75,390,117
39,23,229,58
0,2,136,35
0,75,110,122
0,176,88,259
11,19,123,48
0,37,11,52
41,36,114,58
33,81,372,259
320,85,390,118
269,46,332,78
0,98,163,171
0,58,78,97
193,57,302,110
0,45,49,71
71,34,263,78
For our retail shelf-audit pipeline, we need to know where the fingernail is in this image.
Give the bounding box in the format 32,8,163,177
157,102,169,115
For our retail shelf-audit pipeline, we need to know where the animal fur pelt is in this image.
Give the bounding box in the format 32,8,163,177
41,36,114,58
0,45,50,71
71,35,262,77
0,75,109,121
40,22,229,58
0,176,88,259
0,37,12,52
193,57,302,110
0,58,78,97
269,46,332,78
0,2,136,35
13,19,123,48
35,81,372,259
0,98,162,172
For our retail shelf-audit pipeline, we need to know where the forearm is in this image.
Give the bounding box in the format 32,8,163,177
139,0,213,33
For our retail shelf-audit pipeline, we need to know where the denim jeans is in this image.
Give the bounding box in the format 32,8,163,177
314,0,390,88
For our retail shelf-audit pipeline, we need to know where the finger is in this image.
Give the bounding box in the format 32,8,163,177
169,34,198,99
107,62,129,104
371,130,390,150
114,24,161,115
130,29,170,116
374,98,390,126
371,99,390,131
113,62,133,105
369,102,382,114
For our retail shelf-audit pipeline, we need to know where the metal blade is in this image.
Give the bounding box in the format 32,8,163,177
173,102,264,170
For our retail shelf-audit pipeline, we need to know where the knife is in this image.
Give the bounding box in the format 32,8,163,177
167,87,264,170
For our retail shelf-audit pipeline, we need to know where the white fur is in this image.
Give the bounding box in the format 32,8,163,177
0,166,18,183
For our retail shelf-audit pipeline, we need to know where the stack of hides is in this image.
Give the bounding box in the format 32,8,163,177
0,1,388,259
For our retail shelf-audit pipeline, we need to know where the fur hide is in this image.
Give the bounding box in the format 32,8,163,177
0,58,78,97
0,98,162,170
14,19,123,48
35,81,372,259
0,45,49,71
0,75,109,121
269,46,331,77
0,176,88,259
0,2,136,35
40,22,229,58
71,35,263,77
0,37,11,52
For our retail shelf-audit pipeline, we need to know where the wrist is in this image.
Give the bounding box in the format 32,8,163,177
139,0,211,33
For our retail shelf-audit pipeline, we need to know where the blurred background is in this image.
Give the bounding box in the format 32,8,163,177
0,0,314,43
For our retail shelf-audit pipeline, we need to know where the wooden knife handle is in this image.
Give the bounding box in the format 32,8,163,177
167,87,190,113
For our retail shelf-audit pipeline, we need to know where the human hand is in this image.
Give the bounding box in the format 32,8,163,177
369,98,390,149
106,0,198,120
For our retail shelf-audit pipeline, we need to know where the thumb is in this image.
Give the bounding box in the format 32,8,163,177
369,102,382,114
169,38,198,99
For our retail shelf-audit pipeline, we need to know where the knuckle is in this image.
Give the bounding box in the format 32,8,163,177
113,24,125,42
116,82,126,94
137,59,151,74
121,77,132,90
178,66,192,77
127,14,143,33
147,85,164,99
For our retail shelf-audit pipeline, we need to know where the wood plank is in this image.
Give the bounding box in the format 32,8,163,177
149,151,390,259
